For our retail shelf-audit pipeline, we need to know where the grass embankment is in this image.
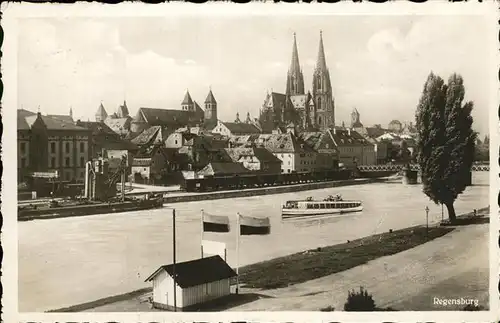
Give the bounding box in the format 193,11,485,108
440,206,490,226
46,288,152,313
237,226,454,290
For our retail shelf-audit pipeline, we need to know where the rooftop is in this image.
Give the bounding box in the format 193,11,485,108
145,255,237,288
222,121,261,135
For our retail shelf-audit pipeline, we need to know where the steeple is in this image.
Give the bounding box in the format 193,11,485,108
69,107,73,118
117,100,129,118
316,30,327,71
95,102,108,122
204,88,217,126
205,89,217,104
286,32,305,96
245,112,251,123
290,32,301,75
312,30,335,130
235,112,241,123
182,90,193,105
182,90,194,111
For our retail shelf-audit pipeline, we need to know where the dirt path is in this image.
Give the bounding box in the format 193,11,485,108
228,223,489,311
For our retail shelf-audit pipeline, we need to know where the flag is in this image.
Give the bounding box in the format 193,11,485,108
239,214,271,235
203,213,230,232
201,240,227,261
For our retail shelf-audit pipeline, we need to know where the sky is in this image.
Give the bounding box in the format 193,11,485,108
18,14,492,136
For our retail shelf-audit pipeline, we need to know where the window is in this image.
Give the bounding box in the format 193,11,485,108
80,142,85,153
20,158,26,168
175,140,178,145
20,142,26,154
65,142,70,153
51,157,56,168
80,157,85,167
65,157,70,167
50,142,56,153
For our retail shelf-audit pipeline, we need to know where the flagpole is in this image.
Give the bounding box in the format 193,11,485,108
200,209,204,259
236,212,240,295
172,208,177,312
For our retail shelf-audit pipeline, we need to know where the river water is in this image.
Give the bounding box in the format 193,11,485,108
19,172,489,312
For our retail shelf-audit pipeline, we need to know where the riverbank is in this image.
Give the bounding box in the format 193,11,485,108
237,225,454,290
51,206,489,312
138,177,391,204
229,222,489,311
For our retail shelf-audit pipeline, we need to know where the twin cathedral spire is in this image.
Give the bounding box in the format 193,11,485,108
261,32,335,130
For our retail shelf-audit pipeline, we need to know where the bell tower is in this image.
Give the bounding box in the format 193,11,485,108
204,88,217,126
286,32,305,96
312,31,335,130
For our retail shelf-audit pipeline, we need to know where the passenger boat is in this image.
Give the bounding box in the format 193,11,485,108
281,194,363,219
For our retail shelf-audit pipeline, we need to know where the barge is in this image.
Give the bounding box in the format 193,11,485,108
18,154,164,222
18,195,164,221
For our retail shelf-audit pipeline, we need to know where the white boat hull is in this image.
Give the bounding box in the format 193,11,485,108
282,206,363,219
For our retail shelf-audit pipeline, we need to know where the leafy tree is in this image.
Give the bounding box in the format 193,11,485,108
415,72,476,222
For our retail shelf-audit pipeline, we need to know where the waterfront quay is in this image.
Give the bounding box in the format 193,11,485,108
18,172,488,312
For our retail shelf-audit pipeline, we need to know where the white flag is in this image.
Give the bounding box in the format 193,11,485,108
202,240,227,261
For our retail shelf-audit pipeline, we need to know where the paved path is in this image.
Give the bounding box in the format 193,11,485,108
228,222,489,311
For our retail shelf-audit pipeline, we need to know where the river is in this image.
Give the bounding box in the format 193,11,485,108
18,172,489,312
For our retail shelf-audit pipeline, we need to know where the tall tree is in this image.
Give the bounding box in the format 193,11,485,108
415,72,476,222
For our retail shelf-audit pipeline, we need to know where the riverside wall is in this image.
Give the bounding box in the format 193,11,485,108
163,177,389,204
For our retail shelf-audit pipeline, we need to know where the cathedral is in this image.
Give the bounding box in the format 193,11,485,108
259,31,335,133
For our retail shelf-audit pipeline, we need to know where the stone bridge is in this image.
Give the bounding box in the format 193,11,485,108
356,164,489,172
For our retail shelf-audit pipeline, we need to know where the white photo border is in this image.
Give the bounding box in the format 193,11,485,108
2,1,498,322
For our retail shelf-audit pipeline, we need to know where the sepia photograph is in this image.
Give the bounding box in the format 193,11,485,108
3,2,497,321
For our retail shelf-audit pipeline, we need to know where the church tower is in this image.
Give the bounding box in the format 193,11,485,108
95,102,108,122
204,88,217,126
286,33,305,96
312,31,335,130
181,90,195,112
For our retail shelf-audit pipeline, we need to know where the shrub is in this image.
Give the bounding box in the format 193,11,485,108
344,287,376,311
320,305,335,311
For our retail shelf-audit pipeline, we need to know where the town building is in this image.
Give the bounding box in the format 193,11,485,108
94,101,133,138
129,91,209,135
298,131,339,171
259,31,335,133
131,125,170,149
96,90,216,138
75,121,138,169
376,132,416,163
224,147,282,174
17,109,91,183
211,114,261,137
229,129,319,174
327,128,376,167
130,145,168,184
145,255,237,311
